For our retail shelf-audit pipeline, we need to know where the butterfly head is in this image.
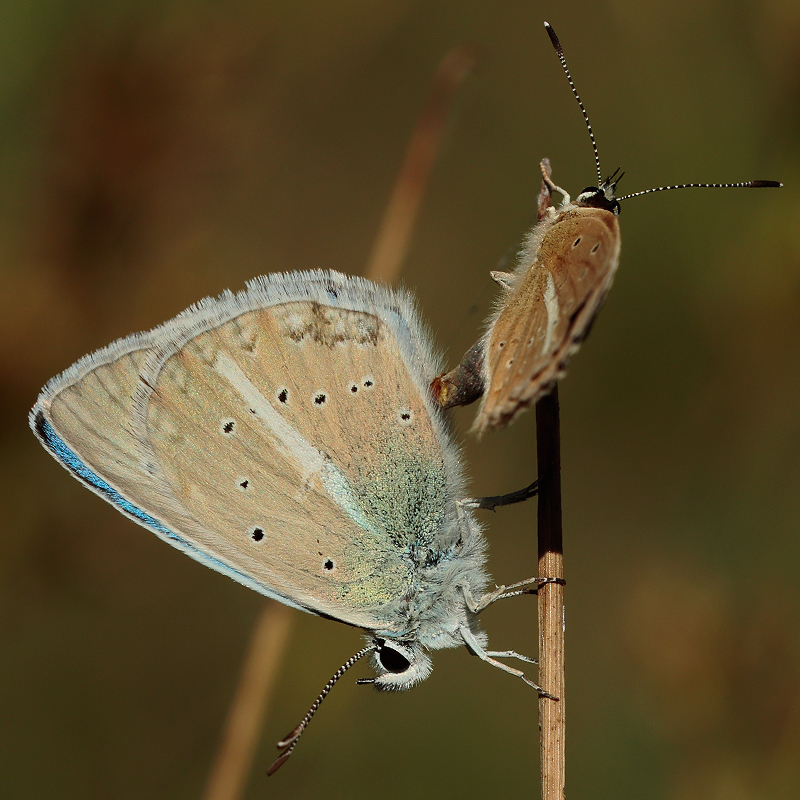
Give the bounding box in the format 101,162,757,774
368,638,432,691
575,168,622,216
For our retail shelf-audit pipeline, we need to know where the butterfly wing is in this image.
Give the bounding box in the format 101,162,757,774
31,270,468,632
475,206,620,432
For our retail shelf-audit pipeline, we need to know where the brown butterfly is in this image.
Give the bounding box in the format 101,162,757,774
473,157,621,431
432,22,781,433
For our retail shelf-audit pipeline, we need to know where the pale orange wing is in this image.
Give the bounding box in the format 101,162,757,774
475,206,620,432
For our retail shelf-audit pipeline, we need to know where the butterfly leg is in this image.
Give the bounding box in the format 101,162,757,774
484,649,537,664
490,270,514,289
540,158,570,205
460,626,552,696
459,479,538,511
537,158,553,219
464,577,563,614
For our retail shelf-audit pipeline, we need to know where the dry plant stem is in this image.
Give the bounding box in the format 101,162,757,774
202,48,473,799
536,386,566,800
365,46,476,283
203,602,293,800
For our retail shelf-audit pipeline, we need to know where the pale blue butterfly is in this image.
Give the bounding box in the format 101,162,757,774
30,269,543,772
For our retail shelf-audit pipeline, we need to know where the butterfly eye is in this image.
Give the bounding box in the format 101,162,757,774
378,644,412,674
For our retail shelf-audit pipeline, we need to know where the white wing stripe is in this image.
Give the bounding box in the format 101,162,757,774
542,271,560,355
213,352,377,535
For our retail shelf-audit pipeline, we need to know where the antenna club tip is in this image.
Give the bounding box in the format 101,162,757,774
544,21,561,49
267,752,292,777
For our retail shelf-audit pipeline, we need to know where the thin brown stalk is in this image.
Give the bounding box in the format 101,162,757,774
203,602,293,800
536,386,566,800
202,46,473,800
365,46,476,283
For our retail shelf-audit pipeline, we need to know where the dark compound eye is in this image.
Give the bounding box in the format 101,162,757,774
378,645,411,674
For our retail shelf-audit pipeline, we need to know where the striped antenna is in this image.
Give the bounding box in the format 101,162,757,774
544,21,603,187
267,644,376,776
545,22,782,200
618,180,782,201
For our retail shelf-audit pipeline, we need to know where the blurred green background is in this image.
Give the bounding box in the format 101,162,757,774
1,1,798,798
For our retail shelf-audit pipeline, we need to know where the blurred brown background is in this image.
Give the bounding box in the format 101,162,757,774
1,1,798,798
